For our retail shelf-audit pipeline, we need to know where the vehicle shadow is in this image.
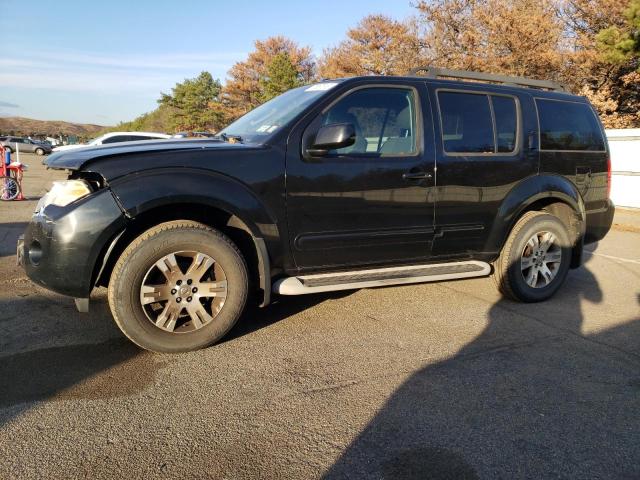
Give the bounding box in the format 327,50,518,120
0,287,347,428
0,222,28,258
323,259,640,479
225,290,354,343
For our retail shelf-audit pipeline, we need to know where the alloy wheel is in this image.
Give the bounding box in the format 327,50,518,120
520,231,562,288
140,251,228,333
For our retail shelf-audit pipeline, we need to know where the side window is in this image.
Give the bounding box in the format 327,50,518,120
536,99,605,151
133,136,160,141
320,87,417,156
492,96,517,152
438,92,494,153
102,135,126,144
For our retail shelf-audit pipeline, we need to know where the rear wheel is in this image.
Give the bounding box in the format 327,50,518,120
0,176,20,201
108,221,248,352
494,211,571,302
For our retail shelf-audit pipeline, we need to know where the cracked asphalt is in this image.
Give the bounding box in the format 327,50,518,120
1,154,639,479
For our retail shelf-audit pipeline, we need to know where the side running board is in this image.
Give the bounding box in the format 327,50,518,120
273,261,491,295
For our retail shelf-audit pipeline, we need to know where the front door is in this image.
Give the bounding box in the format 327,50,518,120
285,82,436,271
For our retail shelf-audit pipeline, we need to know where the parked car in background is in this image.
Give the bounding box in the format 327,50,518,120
52,132,171,152
31,138,53,148
0,136,52,155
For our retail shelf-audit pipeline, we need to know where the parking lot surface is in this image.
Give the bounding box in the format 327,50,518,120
1,154,639,479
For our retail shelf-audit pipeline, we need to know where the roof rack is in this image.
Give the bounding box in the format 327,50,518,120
407,67,567,92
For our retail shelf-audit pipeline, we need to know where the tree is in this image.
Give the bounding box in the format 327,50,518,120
222,36,315,118
102,104,175,134
561,0,640,127
259,52,303,102
596,0,640,64
318,15,424,78
158,71,225,132
413,0,566,80
409,0,639,127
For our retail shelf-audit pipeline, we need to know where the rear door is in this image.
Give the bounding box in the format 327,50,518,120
285,81,436,270
428,85,537,257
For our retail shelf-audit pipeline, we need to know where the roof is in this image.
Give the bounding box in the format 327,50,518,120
101,131,171,138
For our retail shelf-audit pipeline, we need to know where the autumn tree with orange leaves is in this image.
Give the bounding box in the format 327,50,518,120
221,36,315,119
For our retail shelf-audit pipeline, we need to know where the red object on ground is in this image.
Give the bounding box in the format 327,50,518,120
0,145,25,201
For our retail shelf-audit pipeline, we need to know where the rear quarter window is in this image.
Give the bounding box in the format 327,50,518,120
536,99,605,151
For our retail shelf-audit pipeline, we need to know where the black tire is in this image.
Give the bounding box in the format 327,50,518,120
35,148,44,156
108,221,248,353
494,211,571,302
0,176,20,201
4,146,12,154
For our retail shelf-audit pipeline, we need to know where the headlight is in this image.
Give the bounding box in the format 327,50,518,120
35,180,92,212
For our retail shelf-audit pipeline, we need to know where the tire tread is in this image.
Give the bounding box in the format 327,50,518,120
108,220,248,352
493,211,548,301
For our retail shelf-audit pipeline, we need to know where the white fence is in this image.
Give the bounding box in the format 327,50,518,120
607,129,640,209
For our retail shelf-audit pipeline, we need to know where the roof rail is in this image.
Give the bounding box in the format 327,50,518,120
407,67,567,92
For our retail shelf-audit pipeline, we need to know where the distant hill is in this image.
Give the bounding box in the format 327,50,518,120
0,116,108,137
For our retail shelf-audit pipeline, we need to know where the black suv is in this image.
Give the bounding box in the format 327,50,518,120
18,68,614,352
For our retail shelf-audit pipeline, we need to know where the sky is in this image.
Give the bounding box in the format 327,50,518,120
0,0,416,125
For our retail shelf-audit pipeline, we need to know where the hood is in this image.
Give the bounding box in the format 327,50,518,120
44,138,252,171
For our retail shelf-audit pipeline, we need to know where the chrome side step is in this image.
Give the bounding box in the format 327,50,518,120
273,261,491,295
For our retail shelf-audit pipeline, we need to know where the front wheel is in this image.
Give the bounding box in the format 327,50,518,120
494,211,571,302
35,148,44,156
108,221,249,353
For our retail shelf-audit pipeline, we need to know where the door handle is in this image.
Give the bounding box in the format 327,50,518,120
402,170,432,181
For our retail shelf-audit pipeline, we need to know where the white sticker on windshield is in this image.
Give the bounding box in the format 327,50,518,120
305,82,339,92
256,125,271,132
267,125,278,133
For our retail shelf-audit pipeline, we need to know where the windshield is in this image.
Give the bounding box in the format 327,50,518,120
218,82,341,143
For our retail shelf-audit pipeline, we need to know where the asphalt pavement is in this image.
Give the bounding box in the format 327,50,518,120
1,154,639,479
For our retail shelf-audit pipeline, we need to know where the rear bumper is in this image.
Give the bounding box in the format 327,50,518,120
585,199,615,245
20,189,127,298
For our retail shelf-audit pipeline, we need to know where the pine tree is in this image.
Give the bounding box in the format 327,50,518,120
159,71,225,132
259,52,302,102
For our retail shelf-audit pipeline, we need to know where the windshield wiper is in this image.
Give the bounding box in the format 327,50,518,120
216,133,243,144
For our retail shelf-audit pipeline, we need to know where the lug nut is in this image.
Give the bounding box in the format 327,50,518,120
176,297,182,303
171,289,177,295
192,287,198,293
177,280,182,285
187,296,192,302
187,279,192,285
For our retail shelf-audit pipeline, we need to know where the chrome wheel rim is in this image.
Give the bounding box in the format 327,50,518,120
140,251,227,333
520,231,562,289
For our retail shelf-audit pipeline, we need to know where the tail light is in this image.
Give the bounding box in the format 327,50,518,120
606,153,612,198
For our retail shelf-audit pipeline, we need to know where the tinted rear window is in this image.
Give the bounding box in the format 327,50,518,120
439,92,494,153
536,99,605,151
438,91,518,154
492,96,517,153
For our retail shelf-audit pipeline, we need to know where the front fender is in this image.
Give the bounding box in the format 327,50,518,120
485,174,586,254
109,167,280,242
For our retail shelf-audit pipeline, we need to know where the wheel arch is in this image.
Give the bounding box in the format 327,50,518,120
486,174,586,268
95,169,281,306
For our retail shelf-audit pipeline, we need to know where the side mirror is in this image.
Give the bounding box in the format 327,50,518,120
307,123,356,157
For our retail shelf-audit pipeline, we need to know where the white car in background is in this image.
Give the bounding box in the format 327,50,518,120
53,132,171,152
